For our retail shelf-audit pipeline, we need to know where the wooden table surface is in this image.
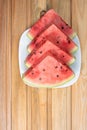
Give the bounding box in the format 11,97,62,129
0,0,87,130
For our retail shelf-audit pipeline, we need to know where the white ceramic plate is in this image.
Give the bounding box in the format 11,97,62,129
19,28,81,88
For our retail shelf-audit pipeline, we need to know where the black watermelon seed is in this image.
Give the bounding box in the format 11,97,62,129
68,40,71,44
57,41,59,43
60,66,62,69
39,51,42,54
61,26,64,29
55,66,58,69
43,69,45,71
56,75,59,77
39,78,42,80
33,51,36,54
66,24,68,26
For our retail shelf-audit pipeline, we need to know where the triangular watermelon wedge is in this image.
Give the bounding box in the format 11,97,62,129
25,40,75,67
28,24,78,54
28,9,76,40
23,52,75,88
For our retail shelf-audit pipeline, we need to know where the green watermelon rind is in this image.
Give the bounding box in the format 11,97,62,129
24,59,31,68
69,32,77,39
27,31,77,41
27,45,33,53
27,39,78,55
27,44,78,55
27,44,31,53
70,45,78,53
25,56,75,68
67,58,76,65
28,43,78,54
27,32,33,40
22,73,75,88
26,44,76,67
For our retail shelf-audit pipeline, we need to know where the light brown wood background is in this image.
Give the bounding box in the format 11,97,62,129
0,0,87,129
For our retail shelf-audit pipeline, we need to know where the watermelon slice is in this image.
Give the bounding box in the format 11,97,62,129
28,9,76,40
23,53,75,88
28,24,78,53
25,40,75,67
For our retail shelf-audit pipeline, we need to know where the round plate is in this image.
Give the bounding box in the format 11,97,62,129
19,28,81,88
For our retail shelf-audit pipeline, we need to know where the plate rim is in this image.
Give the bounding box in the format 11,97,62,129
19,28,81,88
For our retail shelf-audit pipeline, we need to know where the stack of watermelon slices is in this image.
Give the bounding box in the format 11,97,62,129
22,9,78,88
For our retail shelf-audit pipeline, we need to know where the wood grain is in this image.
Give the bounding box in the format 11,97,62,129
26,1,32,130
47,89,52,130
47,0,72,130
72,0,87,129
0,0,87,130
0,0,11,130
26,0,47,130
12,0,27,129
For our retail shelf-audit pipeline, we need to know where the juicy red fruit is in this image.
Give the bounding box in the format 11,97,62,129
23,54,75,87
26,40,75,67
28,24,78,54
28,9,76,40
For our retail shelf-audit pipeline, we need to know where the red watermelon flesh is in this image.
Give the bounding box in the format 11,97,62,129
25,40,75,67
28,9,76,40
23,54,74,88
28,24,78,54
